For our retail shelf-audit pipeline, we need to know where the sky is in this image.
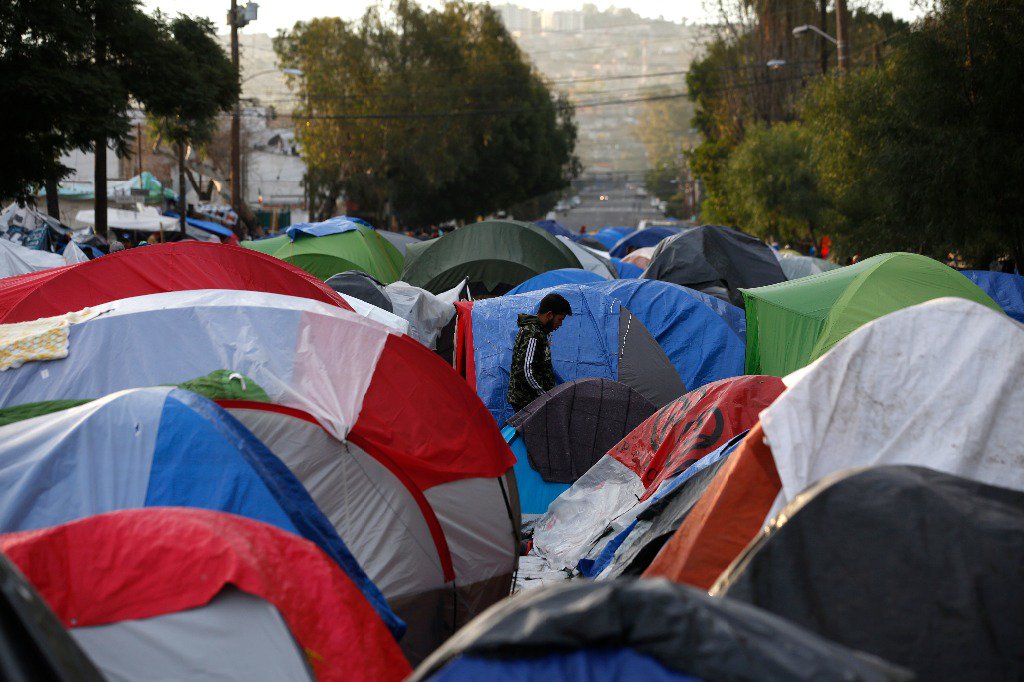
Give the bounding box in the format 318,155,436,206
143,0,926,35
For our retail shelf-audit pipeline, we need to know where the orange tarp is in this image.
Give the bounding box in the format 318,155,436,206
642,421,781,589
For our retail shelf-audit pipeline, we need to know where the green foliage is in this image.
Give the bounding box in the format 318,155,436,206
275,0,578,226
802,0,1024,264
724,122,829,243
147,16,239,149
0,1,239,202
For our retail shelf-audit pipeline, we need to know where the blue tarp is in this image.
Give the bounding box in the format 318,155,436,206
962,270,1024,323
507,268,606,296
534,219,575,239
612,258,643,279
577,432,745,578
431,648,691,682
609,226,680,258
502,426,571,516
589,280,745,390
286,216,363,240
0,387,403,639
472,287,622,425
163,212,233,238
593,227,633,250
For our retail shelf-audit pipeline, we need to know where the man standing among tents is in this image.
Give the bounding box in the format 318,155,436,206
508,293,572,414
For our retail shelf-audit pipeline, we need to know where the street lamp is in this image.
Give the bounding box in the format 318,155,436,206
228,1,259,227
792,24,837,45
792,0,850,73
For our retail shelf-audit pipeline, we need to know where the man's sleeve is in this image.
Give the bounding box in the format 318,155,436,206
522,333,546,393
529,334,557,392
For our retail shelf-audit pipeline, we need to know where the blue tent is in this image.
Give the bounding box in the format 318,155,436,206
962,270,1024,323
0,386,403,639
612,258,644,278
502,425,572,517
589,280,745,389
534,219,575,239
471,286,685,424
593,226,633,250
163,212,234,239
507,268,605,295
609,226,680,258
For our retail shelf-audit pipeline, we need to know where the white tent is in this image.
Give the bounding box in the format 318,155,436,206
761,297,1024,518
75,206,177,232
557,236,617,279
62,240,90,265
0,238,66,279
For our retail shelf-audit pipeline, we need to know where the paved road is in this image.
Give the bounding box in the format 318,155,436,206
555,182,666,232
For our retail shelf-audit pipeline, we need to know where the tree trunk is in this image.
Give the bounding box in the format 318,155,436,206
45,168,60,220
94,136,109,239
178,142,187,234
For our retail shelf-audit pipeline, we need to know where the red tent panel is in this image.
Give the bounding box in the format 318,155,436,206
0,507,411,681
356,332,514,490
0,241,352,323
609,376,784,500
642,422,781,589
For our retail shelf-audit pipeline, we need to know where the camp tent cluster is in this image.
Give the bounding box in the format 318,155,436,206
0,214,1022,680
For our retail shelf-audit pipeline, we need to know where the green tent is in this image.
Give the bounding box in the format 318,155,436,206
742,252,1003,376
242,223,403,283
400,220,583,295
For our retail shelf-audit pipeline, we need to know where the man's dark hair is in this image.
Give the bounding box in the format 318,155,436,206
538,293,573,316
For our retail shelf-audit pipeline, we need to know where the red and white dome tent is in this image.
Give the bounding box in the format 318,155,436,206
0,508,411,681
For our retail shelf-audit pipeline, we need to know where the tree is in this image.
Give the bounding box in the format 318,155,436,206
146,15,239,232
723,122,830,245
802,0,1024,265
275,0,578,226
0,0,121,209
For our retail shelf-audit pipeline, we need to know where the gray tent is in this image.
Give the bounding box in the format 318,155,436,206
411,579,908,681
325,271,393,313
507,378,656,484
0,551,104,681
642,225,786,307
714,466,1024,681
376,229,422,256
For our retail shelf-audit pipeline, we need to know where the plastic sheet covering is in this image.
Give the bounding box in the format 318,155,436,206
715,466,1024,681
0,238,65,278
761,297,1024,517
336,292,410,334
530,456,642,568
412,579,910,682
385,281,459,349
471,286,621,424
0,291,389,442
532,376,782,568
61,240,90,265
590,279,745,389
583,433,743,579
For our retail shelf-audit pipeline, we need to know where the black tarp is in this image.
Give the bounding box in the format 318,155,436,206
714,465,1024,681
616,308,687,407
641,225,786,307
411,579,909,682
507,378,656,484
0,552,104,682
600,453,730,577
325,271,394,313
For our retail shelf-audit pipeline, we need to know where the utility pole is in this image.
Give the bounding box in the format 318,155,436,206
835,0,851,73
819,0,829,75
178,142,187,234
230,0,241,221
